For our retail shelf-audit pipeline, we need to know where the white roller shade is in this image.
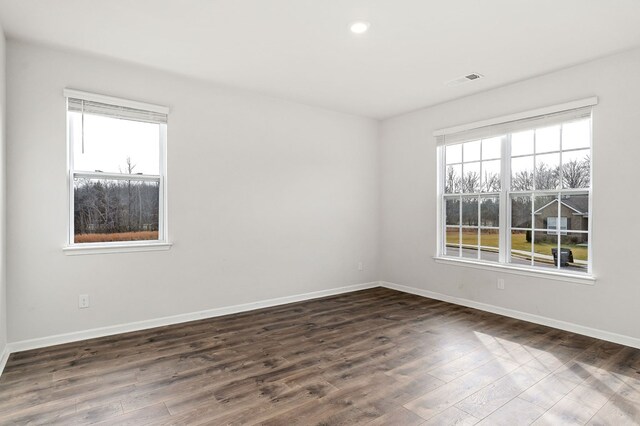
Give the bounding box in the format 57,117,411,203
67,98,168,124
64,89,169,124
435,97,597,146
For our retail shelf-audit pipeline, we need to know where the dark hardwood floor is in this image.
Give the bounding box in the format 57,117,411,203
1,287,639,425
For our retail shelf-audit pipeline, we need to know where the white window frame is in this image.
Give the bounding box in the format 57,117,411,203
435,98,597,284
63,89,172,255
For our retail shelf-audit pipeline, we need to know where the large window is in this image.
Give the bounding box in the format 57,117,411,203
438,101,594,276
66,90,168,247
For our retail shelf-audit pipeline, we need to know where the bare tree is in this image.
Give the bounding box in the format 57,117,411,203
562,155,590,188
74,157,159,238
461,197,478,226
445,166,459,193
483,172,501,192
461,171,480,193
511,170,534,191
445,198,460,225
480,198,499,227
535,163,560,190
123,157,136,232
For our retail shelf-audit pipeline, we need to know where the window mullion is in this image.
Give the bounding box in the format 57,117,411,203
477,195,481,260
159,123,168,242
557,124,564,270
499,134,511,264
67,110,76,246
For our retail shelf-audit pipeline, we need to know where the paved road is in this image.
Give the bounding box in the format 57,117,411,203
448,247,587,272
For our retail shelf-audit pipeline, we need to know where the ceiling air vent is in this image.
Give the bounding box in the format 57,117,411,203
446,73,484,87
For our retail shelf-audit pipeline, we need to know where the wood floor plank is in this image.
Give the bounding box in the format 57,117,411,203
0,287,638,425
476,396,546,425
587,395,640,425
421,406,479,425
403,357,520,420
367,406,426,426
93,402,170,426
454,364,548,419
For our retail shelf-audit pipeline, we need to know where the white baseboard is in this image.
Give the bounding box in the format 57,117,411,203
0,345,9,376
6,281,380,355
5,279,637,377
381,281,640,350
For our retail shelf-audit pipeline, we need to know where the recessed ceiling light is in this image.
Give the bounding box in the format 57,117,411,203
350,21,370,35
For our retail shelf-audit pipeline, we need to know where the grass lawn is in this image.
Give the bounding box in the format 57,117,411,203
75,231,159,243
446,230,587,261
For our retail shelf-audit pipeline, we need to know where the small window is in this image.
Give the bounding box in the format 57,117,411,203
66,91,168,246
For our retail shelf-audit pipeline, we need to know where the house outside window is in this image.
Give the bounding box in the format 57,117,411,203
64,89,170,254
437,99,595,277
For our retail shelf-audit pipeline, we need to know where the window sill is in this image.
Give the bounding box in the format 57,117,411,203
63,242,173,256
433,256,595,285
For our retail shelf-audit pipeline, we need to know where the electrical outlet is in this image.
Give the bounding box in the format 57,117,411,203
497,279,505,290
358,262,363,271
79,294,90,309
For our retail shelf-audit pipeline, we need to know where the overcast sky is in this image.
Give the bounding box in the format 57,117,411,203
70,112,160,175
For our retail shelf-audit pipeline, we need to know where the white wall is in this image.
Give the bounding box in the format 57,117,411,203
0,25,6,356
8,37,639,348
380,47,640,340
6,41,379,343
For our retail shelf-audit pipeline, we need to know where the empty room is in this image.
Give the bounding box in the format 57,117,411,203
0,0,639,424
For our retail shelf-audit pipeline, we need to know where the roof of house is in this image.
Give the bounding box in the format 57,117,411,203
534,195,589,215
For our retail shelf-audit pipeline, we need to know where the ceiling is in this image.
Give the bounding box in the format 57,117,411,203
1,0,639,119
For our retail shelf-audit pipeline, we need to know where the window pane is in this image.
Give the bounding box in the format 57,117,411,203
461,197,478,226
562,119,590,151
560,233,588,272
480,196,499,227
462,162,480,193
461,227,478,259
511,195,532,228
480,229,499,262
510,230,532,266
562,149,590,189
561,194,589,231
74,178,160,243
445,227,460,257
446,144,462,164
534,195,558,231
445,164,462,193
511,130,534,157
463,140,481,162
482,136,502,160
72,113,161,175
511,156,534,191
481,160,501,192
445,197,460,225
533,232,557,269
535,125,560,153
535,153,560,190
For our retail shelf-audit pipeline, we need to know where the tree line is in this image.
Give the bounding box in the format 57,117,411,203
445,156,590,228
446,156,590,193
74,158,159,235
